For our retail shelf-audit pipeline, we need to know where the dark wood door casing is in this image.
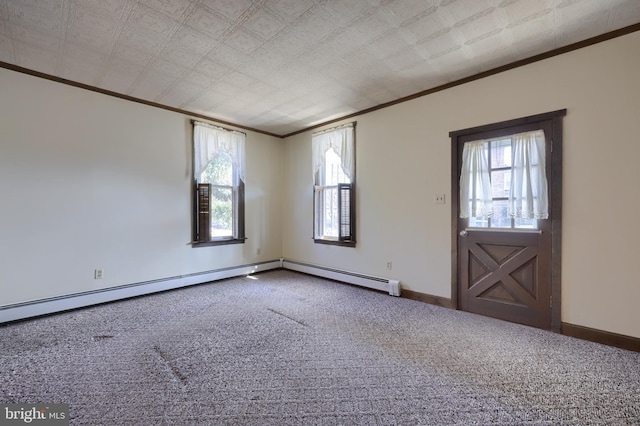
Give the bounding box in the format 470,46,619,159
450,110,565,332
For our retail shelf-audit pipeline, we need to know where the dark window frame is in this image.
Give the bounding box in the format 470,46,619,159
313,182,356,247
191,123,246,248
312,127,356,247
193,179,245,247
467,135,541,230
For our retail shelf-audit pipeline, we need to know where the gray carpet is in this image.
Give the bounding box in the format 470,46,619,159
1,270,639,425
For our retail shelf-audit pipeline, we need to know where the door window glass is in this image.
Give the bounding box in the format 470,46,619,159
469,137,538,230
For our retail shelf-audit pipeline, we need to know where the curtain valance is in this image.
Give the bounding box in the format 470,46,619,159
459,140,493,218
193,122,246,183
312,123,355,181
508,130,548,219
460,130,548,220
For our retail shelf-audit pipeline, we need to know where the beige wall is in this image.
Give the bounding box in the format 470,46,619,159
282,31,640,339
1,31,639,340
0,68,283,306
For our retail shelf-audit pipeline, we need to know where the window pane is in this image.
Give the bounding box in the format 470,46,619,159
491,200,510,228
200,153,233,186
323,187,339,237
468,216,489,228
491,169,511,198
211,186,233,237
515,217,538,229
491,139,512,168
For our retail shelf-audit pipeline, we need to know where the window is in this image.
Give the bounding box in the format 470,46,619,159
461,130,547,230
192,121,245,246
312,123,355,246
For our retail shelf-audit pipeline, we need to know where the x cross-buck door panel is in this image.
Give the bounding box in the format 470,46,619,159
459,230,550,328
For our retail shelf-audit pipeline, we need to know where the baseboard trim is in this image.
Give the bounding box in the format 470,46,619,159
562,322,640,353
7,264,638,353
281,259,400,296
0,260,281,324
401,289,454,309
400,292,640,353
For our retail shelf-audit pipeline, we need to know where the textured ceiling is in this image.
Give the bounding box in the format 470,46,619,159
1,0,639,136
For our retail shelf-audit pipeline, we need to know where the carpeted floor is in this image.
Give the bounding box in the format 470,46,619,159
1,270,639,425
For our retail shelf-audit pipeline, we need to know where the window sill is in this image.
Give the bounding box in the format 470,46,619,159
192,238,246,247
314,238,356,247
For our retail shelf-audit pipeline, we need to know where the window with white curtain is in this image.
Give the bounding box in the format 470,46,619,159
312,123,356,246
192,121,245,245
460,130,547,229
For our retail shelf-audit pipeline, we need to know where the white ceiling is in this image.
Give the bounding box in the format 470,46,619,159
1,0,639,136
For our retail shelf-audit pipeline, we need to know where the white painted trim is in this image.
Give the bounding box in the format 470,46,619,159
0,260,281,323
282,259,401,296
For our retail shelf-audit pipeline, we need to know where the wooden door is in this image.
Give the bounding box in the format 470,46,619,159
450,111,565,331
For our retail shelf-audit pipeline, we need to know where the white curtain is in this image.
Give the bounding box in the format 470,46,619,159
459,140,493,218
193,122,246,184
508,130,548,219
312,124,355,181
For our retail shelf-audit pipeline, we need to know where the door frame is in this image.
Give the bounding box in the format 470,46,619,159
450,109,566,332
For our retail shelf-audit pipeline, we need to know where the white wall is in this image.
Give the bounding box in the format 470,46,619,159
282,31,640,339
0,68,283,306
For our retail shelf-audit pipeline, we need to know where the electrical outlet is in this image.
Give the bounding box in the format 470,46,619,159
94,269,103,279
386,261,392,270
435,194,446,204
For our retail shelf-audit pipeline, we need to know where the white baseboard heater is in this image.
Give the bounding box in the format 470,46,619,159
0,260,281,324
281,259,401,297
